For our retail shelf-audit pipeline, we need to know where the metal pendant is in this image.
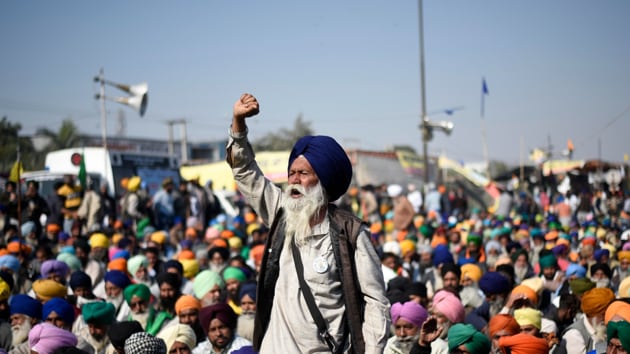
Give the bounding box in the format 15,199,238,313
313,256,329,274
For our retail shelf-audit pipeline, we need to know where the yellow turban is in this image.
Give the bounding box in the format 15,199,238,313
619,276,630,298
127,176,141,192
0,279,10,301
581,288,615,318
112,233,124,246
180,259,200,279
514,308,542,330
89,233,109,249
150,231,166,245
32,279,68,302
175,295,201,316
460,264,482,283
228,237,242,250
618,251,630,262
605,300,630,324
399,240,416,256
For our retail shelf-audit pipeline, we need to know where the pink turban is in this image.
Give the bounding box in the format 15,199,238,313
432,290,465,324
29,323,77,354
391,301,429,328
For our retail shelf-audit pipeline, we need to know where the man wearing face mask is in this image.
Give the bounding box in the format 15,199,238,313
384,301,428,354
589,263,612,289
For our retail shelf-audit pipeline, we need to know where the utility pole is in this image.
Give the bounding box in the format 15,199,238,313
165,119,188,163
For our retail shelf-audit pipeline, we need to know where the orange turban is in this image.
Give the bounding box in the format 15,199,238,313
7,242,31,255
431,235,448,248
250,244,265,265
244,212,257,224
498,333,549,354
605,300,630,324
460,264,482,283
511,284,538,304
488,314,521,337
212,238,228,249
185,227,197,238
220,230,234,239
108,258,128,273
178,250,195,260
46,224,61,233
175,295,201,316
581,288,615,318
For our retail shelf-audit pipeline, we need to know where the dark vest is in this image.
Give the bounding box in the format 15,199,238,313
253,204,367,353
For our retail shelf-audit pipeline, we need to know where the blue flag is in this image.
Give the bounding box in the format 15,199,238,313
481,77,489,117
482,78,489,95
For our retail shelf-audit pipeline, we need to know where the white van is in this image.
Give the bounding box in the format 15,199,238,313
44,147,180,198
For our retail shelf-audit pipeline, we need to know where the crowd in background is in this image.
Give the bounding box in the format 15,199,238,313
0,171,629,354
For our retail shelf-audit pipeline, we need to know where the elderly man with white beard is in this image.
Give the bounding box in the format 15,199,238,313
8,294,42,353
236,282,257,343
384,301,428,354
559,287,616,354
227,93,390,353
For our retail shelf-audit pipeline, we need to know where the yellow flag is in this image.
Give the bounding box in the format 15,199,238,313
8,161,23,183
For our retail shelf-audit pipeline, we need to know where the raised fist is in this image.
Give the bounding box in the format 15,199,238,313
233,93,260,120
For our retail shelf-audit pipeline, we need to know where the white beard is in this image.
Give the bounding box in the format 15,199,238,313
280,182,326,247
11,318,32,347
591,317,607,343
592,278,610,289
392,334,419,353
237,312,255,343
107,292,124,310
515,265,529,281
130,311,151,330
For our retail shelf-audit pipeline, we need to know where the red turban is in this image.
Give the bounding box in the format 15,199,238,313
199,303,237,334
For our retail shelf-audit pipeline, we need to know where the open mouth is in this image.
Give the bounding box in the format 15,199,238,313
290,188,303,198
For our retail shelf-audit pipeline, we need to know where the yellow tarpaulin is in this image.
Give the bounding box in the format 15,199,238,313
180,151,291,191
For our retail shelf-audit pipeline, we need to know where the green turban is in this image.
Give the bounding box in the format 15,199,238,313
82,302,115,325
447,323,491,353
569,278,596,296
607,321,630,351
127,255,149,276
222,267,246,283
467,233,483,247
193,270,224,299
419,224,433,238
57,253,82,272
124,283,151,304
538,254,557,270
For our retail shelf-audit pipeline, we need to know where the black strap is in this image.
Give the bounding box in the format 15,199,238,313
291,239,341,353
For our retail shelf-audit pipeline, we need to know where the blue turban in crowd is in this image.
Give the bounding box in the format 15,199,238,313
164,260,184,275
432,245,454,267
0,255,20,273
43,298,75,325
479,272,511,296
104,270,131,289
594,249,610,263
10,294,42,319
112,250,130,261
239,282,257,302
288,135,352,202
565,263,586,278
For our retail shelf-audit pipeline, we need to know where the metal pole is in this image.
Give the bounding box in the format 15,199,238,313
180,120,188,162
418,0,430,185
167,121,174,157
98,68,110,189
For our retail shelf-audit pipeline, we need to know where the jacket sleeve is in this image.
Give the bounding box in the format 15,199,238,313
354,227,391,354
226,127,283,225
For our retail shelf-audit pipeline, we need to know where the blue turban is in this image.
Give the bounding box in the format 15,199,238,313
565,263,586,278
0,255,20,273
432,244,454,267
43,298,75,325
10,294,42,319
288,135,352,202
104,270,131,289
164,260,184,275
21,221,35,237
112,250,130,260
239,282,257,302
479,272,511,296
594,249,609,262
69,271,92,290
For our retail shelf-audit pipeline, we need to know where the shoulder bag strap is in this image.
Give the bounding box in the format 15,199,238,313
291,239,340,353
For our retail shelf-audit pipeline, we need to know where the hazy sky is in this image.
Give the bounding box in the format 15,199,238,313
1,1,629,165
